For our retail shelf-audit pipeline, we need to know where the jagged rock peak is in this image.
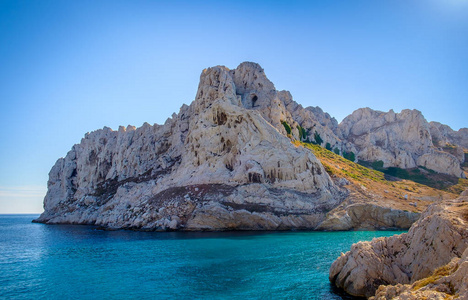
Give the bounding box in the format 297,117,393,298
194,62,276,111
34,61,346,231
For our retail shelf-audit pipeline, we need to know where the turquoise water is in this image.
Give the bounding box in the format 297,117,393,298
0,215,403,299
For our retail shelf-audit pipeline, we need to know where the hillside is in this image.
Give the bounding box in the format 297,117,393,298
291,142,467,230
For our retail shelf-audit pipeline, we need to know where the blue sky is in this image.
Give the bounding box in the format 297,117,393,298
1,0,467,213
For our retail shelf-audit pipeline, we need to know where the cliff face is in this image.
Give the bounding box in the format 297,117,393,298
35,62,467,230
338,108,466,178
329,195,468,298
35,63,345,230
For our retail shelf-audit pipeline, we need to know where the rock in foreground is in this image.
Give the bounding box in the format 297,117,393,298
372,246,468,299
329,195,468,298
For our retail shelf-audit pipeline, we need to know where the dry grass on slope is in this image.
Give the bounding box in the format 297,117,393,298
293,141,464,213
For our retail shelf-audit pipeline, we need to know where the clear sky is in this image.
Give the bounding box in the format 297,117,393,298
1,0,467,213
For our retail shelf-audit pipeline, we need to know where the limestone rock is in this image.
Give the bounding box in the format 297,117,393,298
317,203,420,231
338,108,466,177
417,150,465,178
35,62,345,230
329,200,468,298
430,121,468,149
372,247,468,300
34,61,467,231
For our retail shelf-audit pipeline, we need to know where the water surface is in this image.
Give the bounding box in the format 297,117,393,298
0,215,403,299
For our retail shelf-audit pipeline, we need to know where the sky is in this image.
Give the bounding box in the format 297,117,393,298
1,0,467,213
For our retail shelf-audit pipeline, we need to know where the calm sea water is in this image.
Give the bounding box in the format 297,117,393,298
0,215,403,299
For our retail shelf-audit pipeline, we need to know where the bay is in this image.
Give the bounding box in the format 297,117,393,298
0,215,403,299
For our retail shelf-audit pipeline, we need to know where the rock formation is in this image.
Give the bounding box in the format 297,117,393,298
371,246,468,299
316,203,420,231
430,121,468,149
35,62,467,230
329,194,468,298
337,108,466,178
35,63,347,230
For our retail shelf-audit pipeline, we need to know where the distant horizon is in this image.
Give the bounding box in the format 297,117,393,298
1,0,467,213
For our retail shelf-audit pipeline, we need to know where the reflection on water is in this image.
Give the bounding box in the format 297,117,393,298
0,215,400,299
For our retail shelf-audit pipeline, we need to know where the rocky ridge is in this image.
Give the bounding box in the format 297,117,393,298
35,62,467,231
329,193,468,298
338,108,466,178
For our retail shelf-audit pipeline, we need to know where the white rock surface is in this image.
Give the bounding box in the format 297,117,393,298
338,108,466,177
35,62,346,230
35,62,468,231
317,203,419,231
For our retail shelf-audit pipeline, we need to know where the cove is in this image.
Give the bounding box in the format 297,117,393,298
1,215,404,299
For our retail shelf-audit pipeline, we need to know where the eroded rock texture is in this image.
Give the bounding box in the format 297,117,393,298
35,62,467,230
35,63,345,230
338,108,466,178
329,195,468,298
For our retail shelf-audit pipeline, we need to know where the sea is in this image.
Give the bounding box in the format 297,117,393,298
0,214,404,300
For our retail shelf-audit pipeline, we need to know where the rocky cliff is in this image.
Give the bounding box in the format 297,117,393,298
35,62,467,230
329,194,468,298
35,63,347,230
338,108,466,178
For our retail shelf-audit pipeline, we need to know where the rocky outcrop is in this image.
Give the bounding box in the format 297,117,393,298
231,65,468,179
371,247,468,299
430,121,468,149
317,203,420,231
35,61,467,231
338,108,466,178
329,197,468,298
35,62,346,230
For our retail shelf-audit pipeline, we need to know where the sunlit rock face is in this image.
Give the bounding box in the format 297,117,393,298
329,194,468,298
338,108,466,178
35,62,346,230
35,62,467,230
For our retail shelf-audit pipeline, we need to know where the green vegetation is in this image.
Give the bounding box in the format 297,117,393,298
314,131,323,145
293,140,467,195
463,152,468,168
359,160,385,170
333,147,340,155
297,125,307,141
325,142,332,151
356,159,468,192
343,151,355,162
281,121,291,135
372,160,384,170
445,177,468,195
298,141,388,184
